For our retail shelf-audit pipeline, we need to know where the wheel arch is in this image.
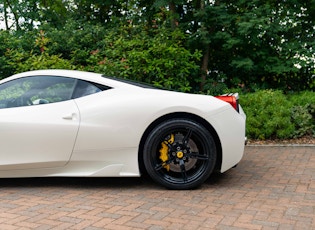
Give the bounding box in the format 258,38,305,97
138,112,222,175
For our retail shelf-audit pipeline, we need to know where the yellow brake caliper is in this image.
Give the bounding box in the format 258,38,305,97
159,134,174,171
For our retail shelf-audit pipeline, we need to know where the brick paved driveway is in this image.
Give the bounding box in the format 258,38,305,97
0,146,314,230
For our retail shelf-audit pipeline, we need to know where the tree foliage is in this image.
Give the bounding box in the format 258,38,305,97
83,24,201,92
0,0,314,91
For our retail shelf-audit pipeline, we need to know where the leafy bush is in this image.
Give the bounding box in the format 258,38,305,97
289,91,315,138
288,91,315,107
13,52,75,72
291,104,315,138
83,25,201,92
4,31,75,73
240,90,315,140
240,90,294,139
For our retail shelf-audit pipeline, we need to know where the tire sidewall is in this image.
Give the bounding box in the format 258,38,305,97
143,118,217,189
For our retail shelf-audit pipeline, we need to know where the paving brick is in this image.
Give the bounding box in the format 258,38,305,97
0,146,314,229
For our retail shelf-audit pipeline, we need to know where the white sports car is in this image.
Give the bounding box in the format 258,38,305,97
0,70,246,189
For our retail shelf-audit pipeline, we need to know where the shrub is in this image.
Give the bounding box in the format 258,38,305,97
288,91,315,138
291,104,315,138
12,52,75,72
240,90,315,140
83,26,201,92
240,90,295,139
5,31,75,73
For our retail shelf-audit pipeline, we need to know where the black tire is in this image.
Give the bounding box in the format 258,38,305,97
143,118,217,189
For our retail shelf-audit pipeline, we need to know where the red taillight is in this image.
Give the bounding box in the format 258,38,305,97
215,94,239,112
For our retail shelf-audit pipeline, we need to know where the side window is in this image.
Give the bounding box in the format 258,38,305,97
72,80,108,99
0,76,76,109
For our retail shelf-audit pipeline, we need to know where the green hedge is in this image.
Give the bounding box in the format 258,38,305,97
240,90,315,140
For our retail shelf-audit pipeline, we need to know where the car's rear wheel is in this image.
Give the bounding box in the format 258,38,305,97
143,118,217,189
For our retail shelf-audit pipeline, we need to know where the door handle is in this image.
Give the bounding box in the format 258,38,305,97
62,113,77,120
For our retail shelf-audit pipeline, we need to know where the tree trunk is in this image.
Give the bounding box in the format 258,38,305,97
4,0,9,30
199,0,220,91
200,44,210,91
169,1,178,29
6,0,21,31
199,0,207,91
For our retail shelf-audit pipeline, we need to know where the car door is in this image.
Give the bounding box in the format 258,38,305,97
0,76,80,170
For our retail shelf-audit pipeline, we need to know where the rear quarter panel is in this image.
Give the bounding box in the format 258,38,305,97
72,87,245,175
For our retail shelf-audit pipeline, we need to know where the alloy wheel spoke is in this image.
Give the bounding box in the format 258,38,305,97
179,159,188,182
189,152,209,160
182,129,192,145
155,157,174,171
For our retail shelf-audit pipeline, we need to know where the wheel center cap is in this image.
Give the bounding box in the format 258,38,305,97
177,151,184,158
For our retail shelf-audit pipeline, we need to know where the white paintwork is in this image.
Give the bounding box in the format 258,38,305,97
0,69,246,178
0,100,79,169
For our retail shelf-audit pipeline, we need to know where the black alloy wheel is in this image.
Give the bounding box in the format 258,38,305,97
143,118,217,189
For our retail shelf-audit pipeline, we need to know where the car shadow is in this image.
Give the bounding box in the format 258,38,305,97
0,176,156,189
0,172,231,190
